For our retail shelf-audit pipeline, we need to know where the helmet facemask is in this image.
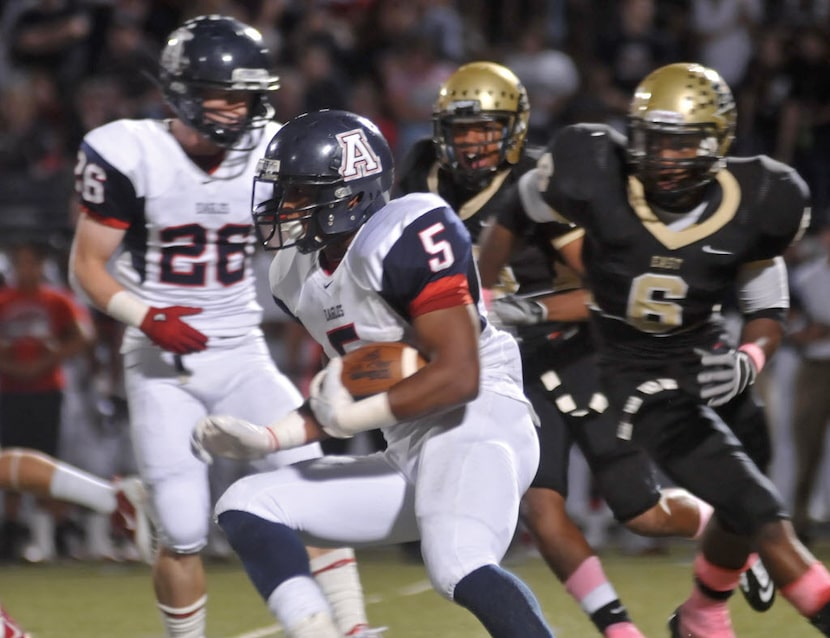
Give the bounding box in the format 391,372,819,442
434,111,515,189
432,61,530,190
166,82,276,149
252,110,395,254
626,63,736,211
628,118,724,210
252,167,385,254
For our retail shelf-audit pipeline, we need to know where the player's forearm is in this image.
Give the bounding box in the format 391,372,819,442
538,289,591,322
740,317,784,362
267,406,329,447
72,253,151,329
71,254,124,313
70,215,131,315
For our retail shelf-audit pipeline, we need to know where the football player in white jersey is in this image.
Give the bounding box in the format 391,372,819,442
69,16,375,638
190,109,554,638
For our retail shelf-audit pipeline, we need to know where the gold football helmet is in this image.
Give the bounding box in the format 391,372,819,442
433,61,529,187
627,62,736,208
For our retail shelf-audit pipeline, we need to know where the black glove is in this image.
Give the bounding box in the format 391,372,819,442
491,295,548,326
696,346,759,407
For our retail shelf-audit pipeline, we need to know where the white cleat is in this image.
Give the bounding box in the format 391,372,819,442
111,476,156,564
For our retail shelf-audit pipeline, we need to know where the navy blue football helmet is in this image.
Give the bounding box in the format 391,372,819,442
159,15,279,148
252,110,394,254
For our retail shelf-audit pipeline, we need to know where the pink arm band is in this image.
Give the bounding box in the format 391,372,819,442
738,342,766,373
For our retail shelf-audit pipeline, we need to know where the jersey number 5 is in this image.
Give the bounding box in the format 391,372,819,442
418,222,455,272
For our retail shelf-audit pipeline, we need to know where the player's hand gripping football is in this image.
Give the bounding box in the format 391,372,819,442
696,343,764,407
491,295,548,326
140,306,208,354
190,415,277,464
309,357,357,439
309,354,399,437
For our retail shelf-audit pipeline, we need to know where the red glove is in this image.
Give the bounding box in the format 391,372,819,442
139,306,208,354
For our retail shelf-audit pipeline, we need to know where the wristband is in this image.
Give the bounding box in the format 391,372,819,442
266,410,309,450
738,342,766,374
106,290,149,328
337,392,396,435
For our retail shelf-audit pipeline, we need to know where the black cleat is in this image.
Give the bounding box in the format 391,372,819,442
668,608,685,638
738,557,776,612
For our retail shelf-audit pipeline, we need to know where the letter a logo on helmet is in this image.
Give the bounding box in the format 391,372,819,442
336,129,382,181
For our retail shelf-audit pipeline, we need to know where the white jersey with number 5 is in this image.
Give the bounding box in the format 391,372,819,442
75,119,280,350
268,192,529,445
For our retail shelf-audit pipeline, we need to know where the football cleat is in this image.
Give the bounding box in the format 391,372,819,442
738,557,776,612
111,476,156,564
668,608,688,638
0,605,31,638
668,604,736,638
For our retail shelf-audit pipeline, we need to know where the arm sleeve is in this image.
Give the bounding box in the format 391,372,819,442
379,206,476,320
736,256,789,322
76,141,143,229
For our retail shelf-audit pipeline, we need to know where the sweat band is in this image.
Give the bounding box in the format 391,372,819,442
106,290,149,327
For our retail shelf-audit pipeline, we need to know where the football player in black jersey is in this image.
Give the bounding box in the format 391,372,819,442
398,60,723,638
518,61,830,637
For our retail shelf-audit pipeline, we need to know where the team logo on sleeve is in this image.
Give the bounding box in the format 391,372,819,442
336,129,382,181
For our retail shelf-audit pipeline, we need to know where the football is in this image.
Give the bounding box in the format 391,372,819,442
340,342,428,399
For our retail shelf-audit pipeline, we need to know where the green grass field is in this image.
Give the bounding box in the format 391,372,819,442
1,540,826,637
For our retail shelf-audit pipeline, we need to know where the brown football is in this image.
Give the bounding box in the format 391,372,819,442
340,342,428,399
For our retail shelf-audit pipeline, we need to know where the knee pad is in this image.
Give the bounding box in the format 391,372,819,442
218,510,310,599
158,514,210,554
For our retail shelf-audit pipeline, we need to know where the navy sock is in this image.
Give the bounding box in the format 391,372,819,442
453,564,555,637
218,510,310,599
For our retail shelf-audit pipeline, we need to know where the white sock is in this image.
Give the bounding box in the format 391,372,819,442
28,508,55,560
157,594,207,638
85,512,115,559
311,548,368,634
267,575,335,637
49,464,116,514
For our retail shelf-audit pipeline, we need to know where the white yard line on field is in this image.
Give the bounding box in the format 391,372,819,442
232,626,283,638
228,579,434,638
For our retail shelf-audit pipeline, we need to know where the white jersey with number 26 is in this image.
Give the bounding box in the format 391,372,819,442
75,119,281,348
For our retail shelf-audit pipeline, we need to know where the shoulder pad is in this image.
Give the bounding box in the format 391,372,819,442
83,119,161,180
396,138,438,196
551,123,626,199
757,155,810,242
727,155,811,259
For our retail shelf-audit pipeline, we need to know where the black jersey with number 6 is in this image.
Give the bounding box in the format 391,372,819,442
535,123,810,365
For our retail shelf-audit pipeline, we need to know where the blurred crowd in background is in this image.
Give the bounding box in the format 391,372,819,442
1,0,830,563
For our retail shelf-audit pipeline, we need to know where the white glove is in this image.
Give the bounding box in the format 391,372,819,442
696,347,759,407
309,357,396,438
191,415,276,464
309,357,357,439
491,295,548,326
